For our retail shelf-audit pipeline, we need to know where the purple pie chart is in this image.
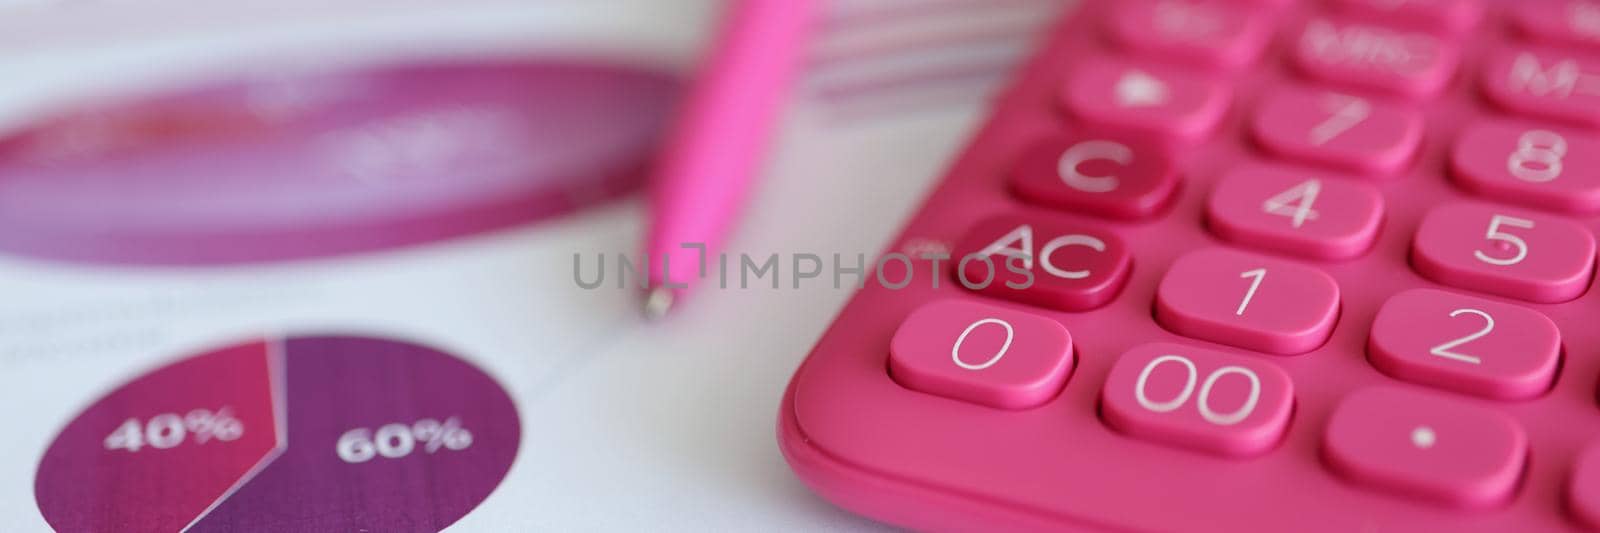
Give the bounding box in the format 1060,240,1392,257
34,335,521,532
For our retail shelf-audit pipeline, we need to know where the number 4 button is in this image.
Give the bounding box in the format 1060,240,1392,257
1368,288,1560,400
1412,203,1597,303
1207,164,1385,260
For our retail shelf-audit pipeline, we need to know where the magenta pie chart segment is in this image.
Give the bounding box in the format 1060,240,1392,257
34,335,521,532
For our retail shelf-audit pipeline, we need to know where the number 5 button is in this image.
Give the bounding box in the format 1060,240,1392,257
1101,343,1294,457
1412,203,1596,303
1156,248,1341,355
1207,164,1385,260
1368,289,1560,400
889,299,1074,409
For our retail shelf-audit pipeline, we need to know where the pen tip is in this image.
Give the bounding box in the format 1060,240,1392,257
642,287,675,320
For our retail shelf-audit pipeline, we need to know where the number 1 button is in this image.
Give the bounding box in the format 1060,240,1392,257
1368,289,1560,400
1412,203,1596,303
1156,248,1341,355
1324,387,1527,508
889,300,1074,410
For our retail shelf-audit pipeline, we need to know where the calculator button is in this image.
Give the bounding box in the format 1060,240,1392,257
1411,203,1597,303
1250,87,1423,175
1482,48,1600,127
1206,164,1384,260
1010,136,1179,220
1328,0,1483,33
889,300,1074,410
1103,0,1272,71
1059,57,1230,144
1323,387,1527,508
1568,441,1600,529
1100,342,1294,457
1155,248,1340,355
1367,289,1560,400
1512,1,1600,51
1292,18,1457,98
951,215,1133,311
1450,120,1600,215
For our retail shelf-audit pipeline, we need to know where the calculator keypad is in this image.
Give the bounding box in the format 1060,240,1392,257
1367,289,1561,400
1410,203,1596,303
1101,342,1294,457
1155,248,1340,355
1323,387,1527,508
783,1,1600,530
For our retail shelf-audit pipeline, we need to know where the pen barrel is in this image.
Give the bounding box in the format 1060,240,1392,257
645,0,814,294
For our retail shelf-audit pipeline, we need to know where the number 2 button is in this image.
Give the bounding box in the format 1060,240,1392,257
1369,289,1560,400
1207,164,1385,260
1412,203,1596,303
1156,248,1341,355
889,300,1074,409
1101,343,1294,457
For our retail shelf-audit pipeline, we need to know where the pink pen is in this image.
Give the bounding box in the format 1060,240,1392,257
642,0,815,317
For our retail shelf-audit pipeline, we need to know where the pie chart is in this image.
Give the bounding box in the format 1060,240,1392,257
33,335,521,532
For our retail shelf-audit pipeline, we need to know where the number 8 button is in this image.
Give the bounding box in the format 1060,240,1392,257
1412,203,1596,303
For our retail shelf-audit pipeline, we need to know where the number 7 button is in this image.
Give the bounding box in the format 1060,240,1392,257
1412,203,1596,303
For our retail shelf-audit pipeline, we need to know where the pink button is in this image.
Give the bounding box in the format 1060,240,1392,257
1512,1,1600,51
1010,136,1179,220
1323,387,1527,508
1482,48,1600,127
1206,164,1385,260
1059,57,1230,144
1328,0,1483,33
1250,87,1423,175
1155,248,1341,355
1568,440,1600,529
1103,0,1272,71
889,299,1074,410
1411,203,1596,303
1367,288,1561,400
1292,18,1457,98
1450,120,1600,215
1100,342,1294,457
951,214,1133,311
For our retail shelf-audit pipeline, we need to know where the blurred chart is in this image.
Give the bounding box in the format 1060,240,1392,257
0,60,678,265
34,335,521,532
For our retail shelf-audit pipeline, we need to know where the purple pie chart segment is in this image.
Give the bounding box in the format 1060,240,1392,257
34,335,521,532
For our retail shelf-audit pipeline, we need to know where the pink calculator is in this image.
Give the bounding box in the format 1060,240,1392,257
778,0,1600,531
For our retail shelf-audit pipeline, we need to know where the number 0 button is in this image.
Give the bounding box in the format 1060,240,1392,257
1101,343,1294,457
889,300,1074,410
1411,203,1596,303
1323,387,1527,508
1368,289,1560,400
1156,248,1341,355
